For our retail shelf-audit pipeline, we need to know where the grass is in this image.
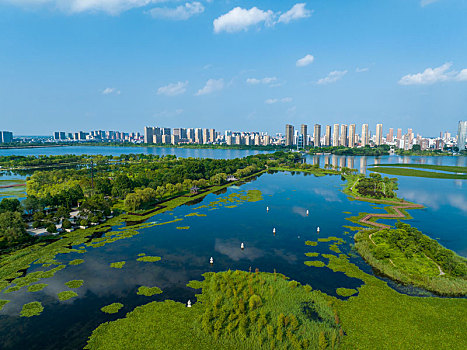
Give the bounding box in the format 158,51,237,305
305,240,318,246
65,280,84,288
101,303,124,314
86,270,341,350
368,167,467,180
110,261,126,269
136,256,161,263
321,254,467,349
20,301,44,317
336,288,357,297
137,286,163,297
58,290,78,301
304,252,319,257
304,261,325,267
176,226,190,230
69,259,84,265
0,299,10,311
372,163,467,173
28,283,48,292
318,237,344,243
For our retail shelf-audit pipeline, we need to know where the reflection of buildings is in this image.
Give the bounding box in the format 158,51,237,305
359,157,367,174
324,155,330,168
374,158,381,165
339,156,346,169
332,155,338,169
312,155,320,167
348,157,354,170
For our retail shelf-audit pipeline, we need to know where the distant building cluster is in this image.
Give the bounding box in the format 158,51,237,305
0,131,13,143
144,126,277,146
53,130,142,142
284,121,467,151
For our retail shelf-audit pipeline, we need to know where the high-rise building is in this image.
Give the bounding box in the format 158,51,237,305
332,124,339,147
458,121,467,150
340,125,348,147
195,128,203,144
396,128,402,140
324,125,332,146
187,128,195,142
202,129,209,144
300,124,308,147
361,124,369,146
285,124,294,146
0,131,13,143
375,124,383,146
388,128,394,143
348,124,356,148
209,129,216,143
144,126,154,144
313,124,321,147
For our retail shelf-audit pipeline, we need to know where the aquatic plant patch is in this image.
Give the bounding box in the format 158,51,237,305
336,288,357,297
69,259,84,266
28,283,48,292
305,240,318,246
136,256,161,263
0,299,10,311
305,252,319,257
20,301,44,317
58,290,78,301
304,261,326,267
176,226,190,230
101,303,124,314
65,280,84,288
137,286,162,297
110,261,126,269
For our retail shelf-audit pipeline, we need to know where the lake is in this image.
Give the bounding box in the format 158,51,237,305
0,148,466,349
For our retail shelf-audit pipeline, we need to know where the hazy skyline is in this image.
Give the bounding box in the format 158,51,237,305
0,0,466,136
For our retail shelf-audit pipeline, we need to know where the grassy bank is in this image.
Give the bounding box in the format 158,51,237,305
368,167,467,179
85,270,341,350
370,163,467,173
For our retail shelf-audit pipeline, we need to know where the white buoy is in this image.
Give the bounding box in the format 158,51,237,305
306,210,309,216
210,257,213,265
317,227,320,233
241,242,244,250
273,228,276,234
267,206,269,212
187,300,192,308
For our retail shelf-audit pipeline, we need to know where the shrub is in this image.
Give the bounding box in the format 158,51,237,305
62,219,72,229
46,223,57,233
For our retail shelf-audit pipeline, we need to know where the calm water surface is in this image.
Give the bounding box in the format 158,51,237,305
0,148,466,349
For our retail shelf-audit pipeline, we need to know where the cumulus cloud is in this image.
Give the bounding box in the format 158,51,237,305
246,77,277,85
157,81,188,96
102,87,120,95
265,97,292,104
317,70,347,84
149,2,204,20
213,3,311,33
277,3,311,24
195,78,224,96
398,63,467,85
296,54,314,67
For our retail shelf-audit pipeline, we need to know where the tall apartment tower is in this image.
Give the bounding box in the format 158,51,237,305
396,128,402,140
313,124,321,147
324,125,332,146
458,121,467,150
332,124,340,147
195,128,203,144
388,128,394,143
202,129,209,144
300,124,308,147
361,124,369,146
375,124,383,146
340,124,348,147
144,126,154,144
348,124,356,148
209,129,216,143
285,124,294,146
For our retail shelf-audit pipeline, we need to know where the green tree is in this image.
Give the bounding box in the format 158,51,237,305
0,211,29,248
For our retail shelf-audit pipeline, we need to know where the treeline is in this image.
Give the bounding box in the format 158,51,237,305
355,173,398,199
309,145,390,156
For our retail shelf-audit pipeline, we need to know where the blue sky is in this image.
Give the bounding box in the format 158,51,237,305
0,0,466,136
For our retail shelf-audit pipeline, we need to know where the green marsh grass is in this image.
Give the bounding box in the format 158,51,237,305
101,303,123,314
137,286,162,296
20,301,44,317
65,280,84,288
110,261,126,269
28,283,48,292
58,290,78,301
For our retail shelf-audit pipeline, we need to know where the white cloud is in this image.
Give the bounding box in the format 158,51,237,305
149,2,204,20
213,3,311,33
265,97,292,104
213,6,274,33
356,67,369,73
420,0,440,7
246,77,277,85
398,63,467,85
277,3,311,24
296,54,314,67
317,70,347,84
102,87,120,95
195,78,224,96
157,81,188,96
